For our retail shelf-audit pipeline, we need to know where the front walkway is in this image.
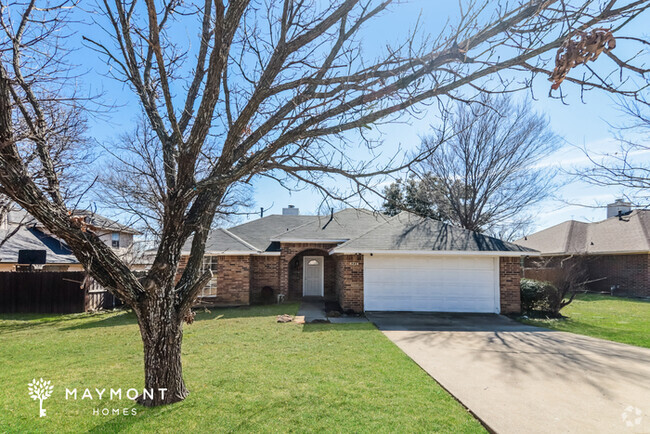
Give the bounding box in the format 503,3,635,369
297,300,368,324
368,312,650,434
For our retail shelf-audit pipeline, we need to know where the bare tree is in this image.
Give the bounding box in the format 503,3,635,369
578,92,650,204
0,0,91,240
524,254,603,316
1,0,649,406
97,115,252,238
406,95,560,239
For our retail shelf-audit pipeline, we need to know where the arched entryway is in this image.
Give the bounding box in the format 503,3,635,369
288,249,336,300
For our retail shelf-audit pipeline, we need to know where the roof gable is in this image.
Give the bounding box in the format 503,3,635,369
228,214,319,251
332,212,535,254
272,209,388,242
515,210,650,255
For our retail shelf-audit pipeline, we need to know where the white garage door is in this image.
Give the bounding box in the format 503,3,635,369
364,255,500,313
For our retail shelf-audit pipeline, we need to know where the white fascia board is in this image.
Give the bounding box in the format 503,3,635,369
269,238,348,243
203,251,257,256
330,249,539,257
203,251,283,256
538,250,650,256
221,229,260,251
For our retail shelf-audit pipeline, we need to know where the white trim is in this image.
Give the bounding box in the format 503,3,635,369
302,255,324,297
493,257,501,314
187,251,282,256
203,251,256,255
331,249,537,257
221,229,261,252
270,238,348,243
531,250,650,256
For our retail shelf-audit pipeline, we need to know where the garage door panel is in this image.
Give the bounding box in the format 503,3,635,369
363,255,499,313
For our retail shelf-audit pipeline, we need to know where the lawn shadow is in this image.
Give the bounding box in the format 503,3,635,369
61,310,138,330
574,293,650,304
301,322,377,332
4,303,302,332
192,303,300,322
0,310,132,333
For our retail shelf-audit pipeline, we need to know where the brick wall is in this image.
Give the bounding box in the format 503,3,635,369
335,254,364,313
279,242,339,298
214,255,250,305
524,254,650,298
500,257,521,314
587,254,650,297
177,254,250,306
250,256,281,302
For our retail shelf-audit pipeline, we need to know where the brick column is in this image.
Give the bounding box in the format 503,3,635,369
216,255,251,305
335,254,364,312
499,257,521,314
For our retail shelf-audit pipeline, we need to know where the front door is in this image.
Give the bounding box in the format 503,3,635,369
303,256,324,297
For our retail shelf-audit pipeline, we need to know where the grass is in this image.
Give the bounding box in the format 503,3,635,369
520,293,650,348
0,304,483,433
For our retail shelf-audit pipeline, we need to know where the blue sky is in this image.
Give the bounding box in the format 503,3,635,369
73,1,649,233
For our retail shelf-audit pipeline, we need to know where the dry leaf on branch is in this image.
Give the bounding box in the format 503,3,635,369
549,28,616,90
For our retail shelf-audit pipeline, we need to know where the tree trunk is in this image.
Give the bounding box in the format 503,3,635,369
135,289,188,407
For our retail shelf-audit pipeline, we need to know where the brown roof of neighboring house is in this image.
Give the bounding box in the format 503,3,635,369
515,210,650,255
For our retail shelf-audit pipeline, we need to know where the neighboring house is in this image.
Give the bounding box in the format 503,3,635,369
0,208,141,272
515,199,650,297
179,207,535,314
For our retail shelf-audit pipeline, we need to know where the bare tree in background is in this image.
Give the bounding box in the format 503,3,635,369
579,92,650,204
404,95,560,240
0,0,91,241
97,115,252,238
1,0,649,406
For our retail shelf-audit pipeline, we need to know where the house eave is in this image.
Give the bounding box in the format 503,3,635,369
203,250,257,256
330,249,538,256
270,238,348,243
534,250,650,256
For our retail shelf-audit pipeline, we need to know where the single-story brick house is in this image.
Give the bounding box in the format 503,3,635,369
515,200,650,298
179,207,534,314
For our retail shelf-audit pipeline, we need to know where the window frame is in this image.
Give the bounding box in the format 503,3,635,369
111,232,120,248
200,256,218,297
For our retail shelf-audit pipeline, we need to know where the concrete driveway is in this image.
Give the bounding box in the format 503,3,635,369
367,312,650,434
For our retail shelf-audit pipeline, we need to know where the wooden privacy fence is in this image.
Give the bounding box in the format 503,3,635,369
0,271,122,314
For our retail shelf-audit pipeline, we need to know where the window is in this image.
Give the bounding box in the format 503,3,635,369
307,259,319,266
111,232,120,248
200,256,218,297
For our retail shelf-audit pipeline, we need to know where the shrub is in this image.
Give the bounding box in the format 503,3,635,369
520,278,563,316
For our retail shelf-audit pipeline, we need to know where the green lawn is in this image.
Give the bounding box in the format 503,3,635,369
0,304,483,433
521,294,650,348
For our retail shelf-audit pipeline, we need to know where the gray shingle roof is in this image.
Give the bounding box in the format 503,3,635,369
332,212,536,254
272,209,388,242
515,210,650,255
7,208,141,234
229,214,318,251
0,227,78,264
179,209,532,255
182,228,257,254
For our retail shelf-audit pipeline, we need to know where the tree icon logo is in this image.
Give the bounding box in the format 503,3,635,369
28,378,53,417
621,406,643,428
